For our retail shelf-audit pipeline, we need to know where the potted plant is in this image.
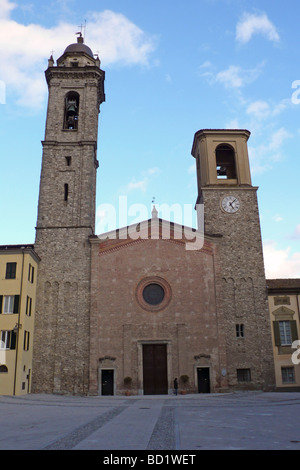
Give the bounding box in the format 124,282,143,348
124,376,132,396
179,374,189,394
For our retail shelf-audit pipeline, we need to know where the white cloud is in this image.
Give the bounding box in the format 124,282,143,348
248,127,292,174
268,127,292,151
147,167,160,176
215,64,263,89
263,241,300,278
0,0,15,19
199,60,213,69
216,66,244,88
187,163,195,174
0,1,157,108
126,179,148,192
246,99,289,120
121,167,160,195
85,10,157,66
236,12,280,44
272,214,284,223
247,100,270,119
225,119,240,129
289,224,300,240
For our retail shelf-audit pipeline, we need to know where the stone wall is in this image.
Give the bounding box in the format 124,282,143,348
203,187,276,390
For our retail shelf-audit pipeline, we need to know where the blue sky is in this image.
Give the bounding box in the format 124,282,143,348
0,0,300,278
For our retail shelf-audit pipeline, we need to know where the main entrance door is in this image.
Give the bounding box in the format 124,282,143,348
143,344,168,395
197,367,210,393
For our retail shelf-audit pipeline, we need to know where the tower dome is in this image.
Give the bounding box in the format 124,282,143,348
63,35,94,58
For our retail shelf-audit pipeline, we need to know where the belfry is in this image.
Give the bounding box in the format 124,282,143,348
32,35,105,394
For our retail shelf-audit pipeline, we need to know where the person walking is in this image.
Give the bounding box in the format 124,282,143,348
174,377,178,395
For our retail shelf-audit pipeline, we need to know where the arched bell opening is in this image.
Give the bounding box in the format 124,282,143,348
215,144,237,180
64,91,79,130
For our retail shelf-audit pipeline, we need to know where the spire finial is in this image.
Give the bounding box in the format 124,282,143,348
76,20,86,43
151,197,158,219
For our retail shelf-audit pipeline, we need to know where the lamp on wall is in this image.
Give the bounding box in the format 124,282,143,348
13,323,21,333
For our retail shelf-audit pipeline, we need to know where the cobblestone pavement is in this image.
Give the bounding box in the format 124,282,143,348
0,392,300,450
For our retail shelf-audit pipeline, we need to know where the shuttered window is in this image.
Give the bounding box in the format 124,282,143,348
5,262,16,279
281,367,295,384
0,331,17,350
26,296,32,316
23,331,30,351
273,320,298,346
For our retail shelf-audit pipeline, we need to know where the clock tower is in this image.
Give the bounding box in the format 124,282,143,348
192,129,275,389
32,36,105,394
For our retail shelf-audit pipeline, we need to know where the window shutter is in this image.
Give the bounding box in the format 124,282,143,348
273,321,281,346
291,320,298,342
0,296,2,314
5,262,16,279
13,295,20,314
10,331,17,350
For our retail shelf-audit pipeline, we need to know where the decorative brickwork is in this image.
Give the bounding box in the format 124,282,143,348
89,235,227,395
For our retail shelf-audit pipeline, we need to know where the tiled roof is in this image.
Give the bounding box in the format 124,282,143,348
267,278,300,290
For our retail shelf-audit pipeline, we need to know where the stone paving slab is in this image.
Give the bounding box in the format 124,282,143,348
73,400,165,450
0,392,300,451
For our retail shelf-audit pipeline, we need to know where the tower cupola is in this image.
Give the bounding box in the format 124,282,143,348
56,34,100,68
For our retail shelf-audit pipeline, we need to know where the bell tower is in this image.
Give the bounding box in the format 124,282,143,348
32,35,105,394
192,129,275,390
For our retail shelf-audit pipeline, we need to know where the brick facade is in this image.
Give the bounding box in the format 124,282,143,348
89,222,229,395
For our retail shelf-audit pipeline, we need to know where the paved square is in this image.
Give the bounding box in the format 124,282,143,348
0,392,299,450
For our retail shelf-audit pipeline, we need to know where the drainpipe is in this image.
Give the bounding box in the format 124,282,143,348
297,290,300,323
13,250,24,396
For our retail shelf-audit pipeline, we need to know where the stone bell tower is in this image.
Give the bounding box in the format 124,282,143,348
32,35,105,394
192,129,275,390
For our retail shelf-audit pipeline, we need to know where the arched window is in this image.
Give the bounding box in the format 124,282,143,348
0,365,8,373
216,144,237,180
64,91,79,130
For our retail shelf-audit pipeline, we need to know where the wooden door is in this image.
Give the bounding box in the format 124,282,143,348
143,344,168,395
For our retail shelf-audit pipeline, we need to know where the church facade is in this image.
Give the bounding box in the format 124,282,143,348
31,36,276,395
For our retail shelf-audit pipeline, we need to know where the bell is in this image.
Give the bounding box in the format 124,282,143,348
217,166,227,176
66,99,77,113
67,104,76,113
67,115,75,129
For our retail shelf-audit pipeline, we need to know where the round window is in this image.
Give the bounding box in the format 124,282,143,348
136,277,171,312
142,283,165,305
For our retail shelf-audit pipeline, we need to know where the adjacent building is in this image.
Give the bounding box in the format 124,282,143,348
0,245,39,395
267,279,300,391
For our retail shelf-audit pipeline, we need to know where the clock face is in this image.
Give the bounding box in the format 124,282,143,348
221,196,240,213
